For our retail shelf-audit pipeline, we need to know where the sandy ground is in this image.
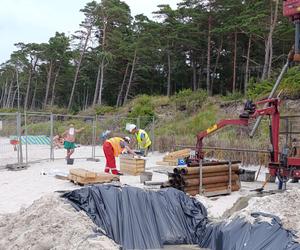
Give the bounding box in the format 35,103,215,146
0,194,119,250
0,140,300,248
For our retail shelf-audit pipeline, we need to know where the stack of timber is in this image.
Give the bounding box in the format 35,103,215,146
69,168,119,185
164,162,241,196
156,148,191,166
120,156,146,176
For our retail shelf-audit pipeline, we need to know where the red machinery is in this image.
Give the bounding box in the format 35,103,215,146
191,98,300,189
283,0,300,61
283,0,300,19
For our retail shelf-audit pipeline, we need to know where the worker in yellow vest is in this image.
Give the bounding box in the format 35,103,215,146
103,136,136,175
126,124,151,156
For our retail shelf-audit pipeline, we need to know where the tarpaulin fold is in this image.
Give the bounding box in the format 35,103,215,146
62,185,300,250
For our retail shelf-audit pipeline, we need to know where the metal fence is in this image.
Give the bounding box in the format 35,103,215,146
0,113,21,166
0,112,156,166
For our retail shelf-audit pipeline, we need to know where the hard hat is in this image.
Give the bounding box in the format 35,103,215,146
126,123,136,132
101,130,111,139
124,136,131,144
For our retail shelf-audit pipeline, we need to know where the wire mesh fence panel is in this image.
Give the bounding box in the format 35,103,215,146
23,113,52,163
52,114,95,160
0,113,19,165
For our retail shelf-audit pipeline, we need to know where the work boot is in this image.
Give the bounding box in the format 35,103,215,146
112,169,123,176
104,168,110,174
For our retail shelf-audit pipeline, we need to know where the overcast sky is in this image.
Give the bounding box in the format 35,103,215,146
0,0,180,63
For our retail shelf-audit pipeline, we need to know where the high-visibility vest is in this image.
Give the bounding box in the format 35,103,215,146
136,129,151,149
107,137,125,157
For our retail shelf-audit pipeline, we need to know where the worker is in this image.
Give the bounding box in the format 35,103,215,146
53,134,64,149
62,124,84,160
126,123,151,156
103,136,137,175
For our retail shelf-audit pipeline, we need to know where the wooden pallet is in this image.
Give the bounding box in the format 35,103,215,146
69,168,119,185
156,161,177,166
120,156,145,176
157,148,191,167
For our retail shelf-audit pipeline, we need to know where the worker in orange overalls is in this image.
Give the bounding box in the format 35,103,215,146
103,136,137,175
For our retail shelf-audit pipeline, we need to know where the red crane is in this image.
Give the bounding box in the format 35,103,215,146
283,0,300,61
192,98,300,189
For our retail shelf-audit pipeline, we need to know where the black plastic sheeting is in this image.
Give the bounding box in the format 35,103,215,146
62,185,300,250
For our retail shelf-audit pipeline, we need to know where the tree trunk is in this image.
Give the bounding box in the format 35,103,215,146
6,78,14,108
192,58,197,91
93,62,102,107
232,31,238,93
97,58,105,105
84,89,89,110
50,65,61,107
0,81,5,106
206,14,212,96
167,50,171,97
261,0,279,80
268,36,273,78
50,63,61,107
16,66,20,110
44,60,53,108
68,27,91,111
211,38,223,94
30,80,38,110
2,78,8,108
124,50,138,104
11,89,17,108
96,17,108,106
116,62,129,107
24,57,37,110
244,35,252,94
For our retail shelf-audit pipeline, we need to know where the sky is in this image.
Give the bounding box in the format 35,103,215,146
0,0,180,63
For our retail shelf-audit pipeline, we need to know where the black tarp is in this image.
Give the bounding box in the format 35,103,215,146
62,185,300,250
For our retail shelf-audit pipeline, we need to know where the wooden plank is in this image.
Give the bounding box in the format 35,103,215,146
120,157,145,176
156,161,177,166
69,168,96,178
68,172,119,185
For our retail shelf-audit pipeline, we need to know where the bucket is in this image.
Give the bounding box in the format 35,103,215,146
239,169,256,182
265,173,276,183
140,172,153,183
67,158,74,165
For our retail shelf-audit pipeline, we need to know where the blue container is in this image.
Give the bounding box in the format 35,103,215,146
178,158,186,166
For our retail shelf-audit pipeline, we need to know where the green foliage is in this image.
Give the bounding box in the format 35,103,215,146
127,95,155,127
94,105,116,115
247,79,273,100
0,108,18,113
221,92,244,101
280,66,300,98
171,89,208,113
44,105,68,114
156,104,217,136
247,66,300,100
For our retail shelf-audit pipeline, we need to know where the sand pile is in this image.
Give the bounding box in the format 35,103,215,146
230,188,300,238
0,194,118,250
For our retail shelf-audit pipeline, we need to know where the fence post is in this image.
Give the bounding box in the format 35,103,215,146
16,112,23,164
24,112,28,164
50,113,54,161
151,116,155,152
137,116,141,129
92,116,96,159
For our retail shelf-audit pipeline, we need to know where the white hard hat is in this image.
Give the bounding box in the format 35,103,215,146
101,130,111,139
126,123,136,132
124,136,131,143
